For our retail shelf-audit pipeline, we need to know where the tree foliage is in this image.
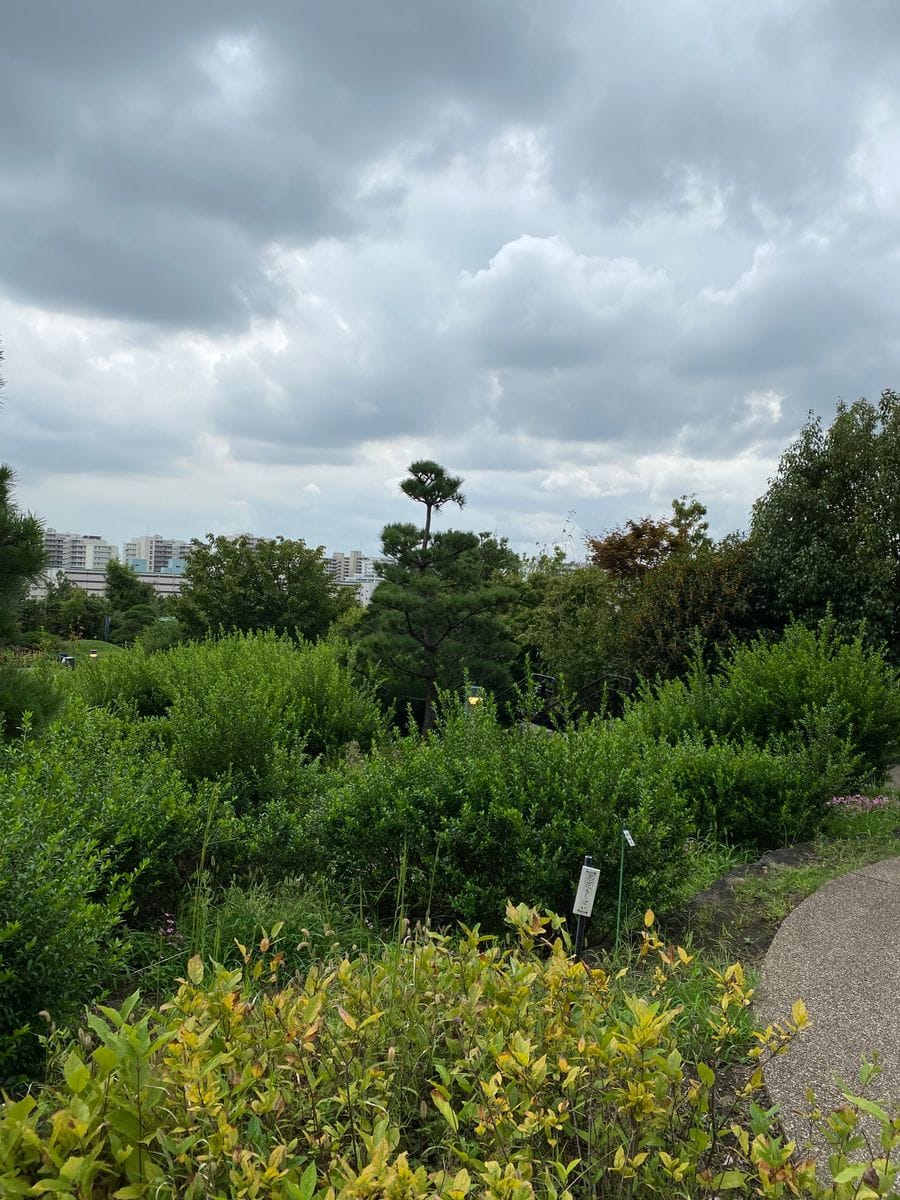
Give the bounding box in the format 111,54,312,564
357,462,518,732
620,534,756,680
512,564,629,707
750,391,900,655
520,499,753,707
176,535,354,640
20,572,105,641
586,494,711,578
0,466,45,643
104,559,157,613
0,361,60,736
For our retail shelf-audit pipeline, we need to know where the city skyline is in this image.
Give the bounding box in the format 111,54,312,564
41,526,382,567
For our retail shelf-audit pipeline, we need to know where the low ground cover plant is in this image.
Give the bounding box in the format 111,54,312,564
3,908,896,1199
825,793,900,839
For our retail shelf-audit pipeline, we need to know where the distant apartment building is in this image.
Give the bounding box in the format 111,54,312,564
326,550,384,606
326,550,367,581
31,568,184,600
224,533,271,551
123,534,193,576
43,530,119,572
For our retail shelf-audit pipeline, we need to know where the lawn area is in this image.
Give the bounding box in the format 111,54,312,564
57,638,125,657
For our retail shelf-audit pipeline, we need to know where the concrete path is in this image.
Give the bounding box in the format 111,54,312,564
755,857,900,1161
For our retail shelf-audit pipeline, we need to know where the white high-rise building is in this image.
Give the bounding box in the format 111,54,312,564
326,550,369,580
124,534,193,574
326,550,384,605
43,530,118,572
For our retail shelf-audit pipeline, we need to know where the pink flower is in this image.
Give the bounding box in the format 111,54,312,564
829,794,890,812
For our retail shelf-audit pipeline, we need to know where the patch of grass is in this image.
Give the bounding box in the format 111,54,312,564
123,876,384,1003
58,639,125,657
734,831,900,924
672,836,753,904
680,827,900,967
668,785,900,966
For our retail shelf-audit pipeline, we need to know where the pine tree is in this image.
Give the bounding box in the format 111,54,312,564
358,461,518,732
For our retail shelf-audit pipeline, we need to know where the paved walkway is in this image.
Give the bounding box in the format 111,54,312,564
755,856,900,1161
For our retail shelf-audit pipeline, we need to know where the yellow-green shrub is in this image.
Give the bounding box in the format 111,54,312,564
2,909,896,1198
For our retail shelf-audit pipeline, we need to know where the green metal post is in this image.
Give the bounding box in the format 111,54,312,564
615,827,626,950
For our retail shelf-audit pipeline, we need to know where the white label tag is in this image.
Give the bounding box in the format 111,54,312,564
623,829,635,848
573,865,601,917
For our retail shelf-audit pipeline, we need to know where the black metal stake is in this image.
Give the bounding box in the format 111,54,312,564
573,853,593,959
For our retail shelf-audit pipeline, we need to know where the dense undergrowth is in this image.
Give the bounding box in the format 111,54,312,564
1,620,900,1196
1,622,898,1082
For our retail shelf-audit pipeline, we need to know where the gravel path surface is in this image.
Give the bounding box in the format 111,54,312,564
755,856,900,1163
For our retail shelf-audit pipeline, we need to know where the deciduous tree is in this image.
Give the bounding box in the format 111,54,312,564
176,535,354,639
105,558,157,612
750,391,900,654
0,346,59,735
520,498,753,706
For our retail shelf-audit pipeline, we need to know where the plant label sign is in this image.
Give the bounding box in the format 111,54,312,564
573,864,601,917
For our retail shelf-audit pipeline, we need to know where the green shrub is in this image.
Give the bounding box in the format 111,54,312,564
0,780,129,1081
65,644,172,717
2,911,890,1198
68,633,387,809
627,620,900,783
666,734,859,848
0,698,215,922
0,661,61,739
305,700,692,936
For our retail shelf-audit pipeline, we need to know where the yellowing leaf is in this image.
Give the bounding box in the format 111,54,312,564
791,998,809,1028
708,1169,748,1190
337,1006,357,1031
431,1089,459,1132
697,1062,715,1087
643,909,655,928
187,955,204,985
63,1054,90,1095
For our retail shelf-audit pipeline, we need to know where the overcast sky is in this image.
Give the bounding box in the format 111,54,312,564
1,1,898,558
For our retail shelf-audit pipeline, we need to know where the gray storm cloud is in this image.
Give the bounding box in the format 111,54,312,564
0,0,897,552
